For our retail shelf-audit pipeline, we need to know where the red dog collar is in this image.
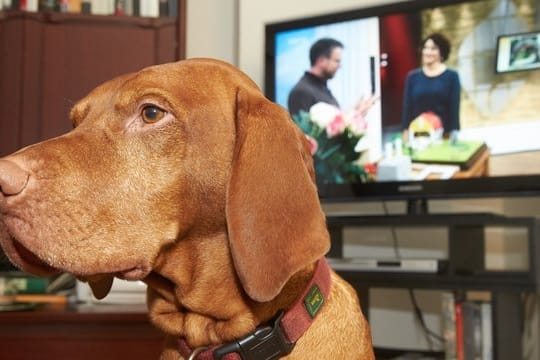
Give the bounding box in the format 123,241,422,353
178,257,332,360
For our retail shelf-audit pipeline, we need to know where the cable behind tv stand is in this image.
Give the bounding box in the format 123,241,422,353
326,212,540,359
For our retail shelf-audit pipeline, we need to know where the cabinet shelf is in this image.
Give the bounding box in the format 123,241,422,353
341,270,535,292
327,213,540,359
1,9,177,27
327,213,540,290
0,303,163,360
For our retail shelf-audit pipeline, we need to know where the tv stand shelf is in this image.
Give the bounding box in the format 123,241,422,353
326,213,540,359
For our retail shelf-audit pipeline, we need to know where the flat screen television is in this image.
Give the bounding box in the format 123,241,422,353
495,30,540,73
265,0,540,209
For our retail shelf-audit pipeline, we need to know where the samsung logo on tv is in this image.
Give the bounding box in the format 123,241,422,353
398,184,423,192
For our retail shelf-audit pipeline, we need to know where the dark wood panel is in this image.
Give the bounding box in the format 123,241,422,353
0,304,164,360
40,19,177,140
19,15,45,148
156,23,178,64
0,16,25,157
0,6,185,152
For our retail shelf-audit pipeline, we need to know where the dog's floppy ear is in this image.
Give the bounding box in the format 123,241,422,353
226,88,330,302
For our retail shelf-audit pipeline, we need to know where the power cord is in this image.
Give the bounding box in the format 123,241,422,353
408,288,446,347
382,201,445,348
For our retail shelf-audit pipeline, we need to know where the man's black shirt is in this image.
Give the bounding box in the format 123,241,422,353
287,72,339,116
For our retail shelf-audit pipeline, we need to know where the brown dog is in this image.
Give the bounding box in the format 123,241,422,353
0,59,374,359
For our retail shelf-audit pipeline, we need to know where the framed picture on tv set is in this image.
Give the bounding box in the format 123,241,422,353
265,0,540,208
495,31,540,73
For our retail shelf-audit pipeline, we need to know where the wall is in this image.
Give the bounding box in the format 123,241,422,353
185,0,238,64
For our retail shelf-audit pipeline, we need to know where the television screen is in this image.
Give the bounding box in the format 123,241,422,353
265,0,540,203
495,31,540,73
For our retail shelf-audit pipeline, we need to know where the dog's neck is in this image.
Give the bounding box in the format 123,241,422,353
143,234,321,352
177,258,331,360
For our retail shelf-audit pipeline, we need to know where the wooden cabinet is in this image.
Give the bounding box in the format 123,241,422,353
0,303,164,360
0,4,185,156
0,8,183,358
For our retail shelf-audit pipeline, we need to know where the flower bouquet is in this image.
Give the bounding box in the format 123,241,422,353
292,102,372,184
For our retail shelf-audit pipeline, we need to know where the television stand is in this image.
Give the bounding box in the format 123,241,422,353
326,212,539,359
406,198,429,215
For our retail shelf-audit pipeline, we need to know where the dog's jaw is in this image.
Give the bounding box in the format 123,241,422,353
0,199,156,281
0,222,61,276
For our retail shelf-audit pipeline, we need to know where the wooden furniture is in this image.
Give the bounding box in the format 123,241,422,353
327,213,539,359
0,303,164,360
0,4,185,157
412,147,490,180
411,145,490,180
451,145,489,178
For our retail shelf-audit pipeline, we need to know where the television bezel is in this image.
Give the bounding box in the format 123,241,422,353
494,30,540,74
264,0,540,203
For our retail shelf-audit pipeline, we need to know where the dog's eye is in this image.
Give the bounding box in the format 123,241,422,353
141,106,166,124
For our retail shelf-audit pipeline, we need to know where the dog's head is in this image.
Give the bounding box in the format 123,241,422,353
0,59,329,302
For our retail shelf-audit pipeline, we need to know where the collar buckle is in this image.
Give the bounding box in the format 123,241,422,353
213,311,294,360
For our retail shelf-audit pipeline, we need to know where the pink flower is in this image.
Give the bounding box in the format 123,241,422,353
305,135,318,155
326,113,346,138
345,111,367,135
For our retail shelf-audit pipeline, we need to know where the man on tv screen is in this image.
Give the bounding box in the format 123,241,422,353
287,38,343,116
288,37,377,120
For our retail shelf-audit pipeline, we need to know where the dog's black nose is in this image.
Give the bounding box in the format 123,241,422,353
0,159,29,196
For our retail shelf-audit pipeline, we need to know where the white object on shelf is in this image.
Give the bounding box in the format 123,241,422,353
76,279,147,304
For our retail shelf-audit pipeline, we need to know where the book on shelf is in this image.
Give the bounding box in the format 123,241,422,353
81,0,90,13
0,293,68,304
158,0,166,16
462,301,482,360
38,0,56,11
2,0,15,10
131,0,139,16
19,0,38,11
455,300,465,360
166,0,176,17
442,292,457,360
443,292,493,360
480,302,493,360
114,0,126,15
139,0,158,18
90,0,113,15
2,0,177,17
0,273,74,305
63,0,82,13
0,274,48,294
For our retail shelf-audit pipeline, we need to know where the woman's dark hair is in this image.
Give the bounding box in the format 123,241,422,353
421,33,451,61
309,38,344,66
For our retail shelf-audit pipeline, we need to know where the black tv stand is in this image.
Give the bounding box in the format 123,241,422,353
406,198,429,215
326,212,539,359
